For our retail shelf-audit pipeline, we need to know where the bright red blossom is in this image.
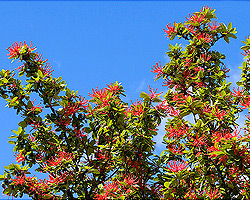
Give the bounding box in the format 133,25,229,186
212,106,228,120
44,151,73,168
151,61,163,79
195,32,212,43
147,86,163,100
208,20,219,30
163,22,176,38
201,53,211,61
7,41,36,59
127,100,144,117
186,12,206,24
240,95,250,109
14,152,25,163
166,160,188,173
205,188,222,199
232,87,244,97
168,144,184,154
165,122,189,139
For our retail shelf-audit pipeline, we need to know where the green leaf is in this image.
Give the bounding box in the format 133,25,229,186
0,175,5,180
224,36,229,44
152,97,162,103
18,121,27,128
186,96,192,104
180,110,191,118
195,120,202,129
228,33,237,39
140,92,150,101
90,169,100,174
236,81,243,87
8,135,17,139
227,22,232,30
198,70,204,78
241,45,250,50
8,140,16,145
160,150,166,157
38,70,43,78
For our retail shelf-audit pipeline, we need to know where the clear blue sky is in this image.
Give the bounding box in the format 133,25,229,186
0,1,249,199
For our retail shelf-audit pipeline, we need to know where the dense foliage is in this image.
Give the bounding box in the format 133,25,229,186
1,6,250,199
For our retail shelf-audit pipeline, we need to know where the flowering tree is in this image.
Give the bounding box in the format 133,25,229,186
1,6,250,199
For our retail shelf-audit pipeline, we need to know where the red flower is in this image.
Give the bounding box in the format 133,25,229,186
151,61,163,79
185,24,197,34
163,22,176,38
208,21,219,30
156,100,170,113
89,87,116,112
63,101,80,116
11,175,26,185
14,152,25,163
172,92,192,105
28,99,43,114
185,188,202,199
205,188,222,200
48,171,72,185
29,118,41,129
166,160,188,173
208,144,227,164
200,5,212,13
201,103,211,115
73,126,88,139
123,174,139,187
231,87,244,97
221,64,230,74
165,124,186,139
192,132,207,148
35,53,48,64
55,115,71,127
76,95,89,109
127,100,144,117
168,144,184,154
38,63,54,77
7,41,36,59
169,107,181,117
147,86,163,100
45,151,73,168
212,106,228,120
201,53,211,62
241,49,250,58
240,96,250,109
163,77,175,88
94,149,111,161
195,32,212,43
186,13,205,24
106,82,122,94
193,66,204,73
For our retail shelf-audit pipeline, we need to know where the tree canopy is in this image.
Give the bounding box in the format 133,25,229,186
1,6,250,200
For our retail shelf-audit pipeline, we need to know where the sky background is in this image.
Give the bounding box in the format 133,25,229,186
0,1,249,199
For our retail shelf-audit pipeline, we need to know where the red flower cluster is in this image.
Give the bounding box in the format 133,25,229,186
185,13,206,24
195,32,213,43
166,160,188,173
14,152,25,163
44,151,73,168
147,86,163,100
127,100,145,117
151,61,163,79
11,174,59,199
165,122,189,139
94,175,138,200
163,22,176,38
208,21,219,30
7,41,36,59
